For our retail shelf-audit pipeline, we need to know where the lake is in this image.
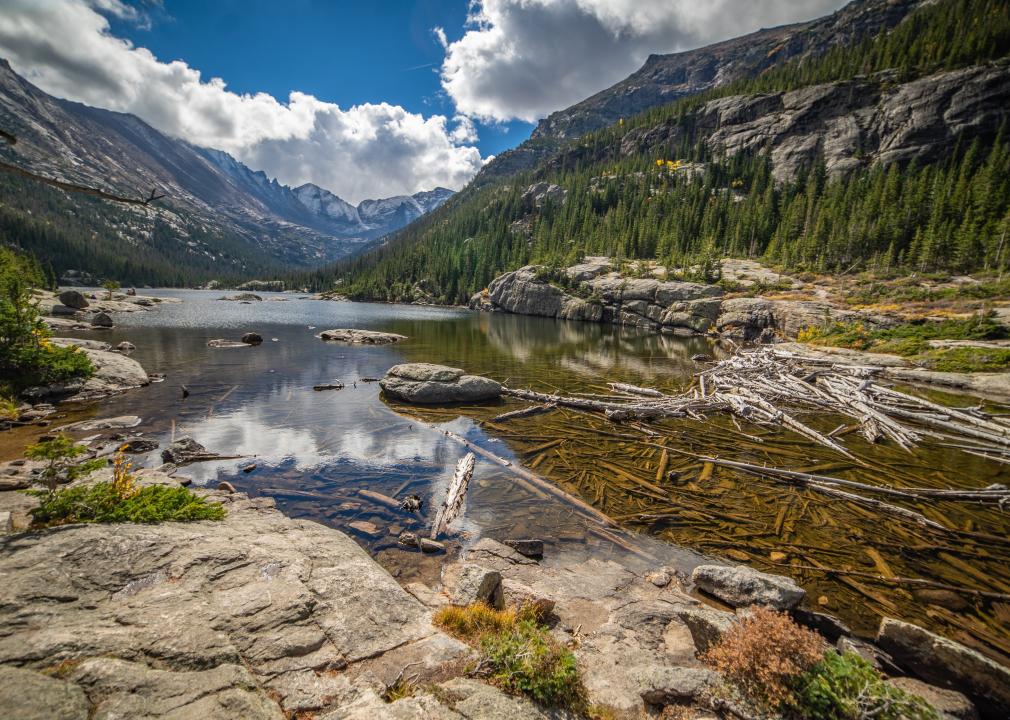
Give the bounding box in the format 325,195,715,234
5,290,1010,661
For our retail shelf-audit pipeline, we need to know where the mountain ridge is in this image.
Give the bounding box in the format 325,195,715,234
0,58,452,281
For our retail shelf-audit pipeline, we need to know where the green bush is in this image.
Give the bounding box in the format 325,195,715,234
0,247,93,392
25,435,91,494
30,482,226,525
479,619,584,709
796,651,938,720
434,603,586,711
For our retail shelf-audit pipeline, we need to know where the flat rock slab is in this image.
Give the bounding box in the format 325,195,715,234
207,339,250,348
0,490,460,718
380,363,501,404
318,329,407,344
60,415,142,432
691,564,805,610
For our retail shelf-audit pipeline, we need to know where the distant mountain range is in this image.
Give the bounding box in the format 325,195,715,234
0,58,452,281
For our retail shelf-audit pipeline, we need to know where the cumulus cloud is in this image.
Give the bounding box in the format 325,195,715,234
440,0,847,123
0,0,483,202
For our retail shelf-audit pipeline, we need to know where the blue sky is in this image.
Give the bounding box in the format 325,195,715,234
106,0,534,158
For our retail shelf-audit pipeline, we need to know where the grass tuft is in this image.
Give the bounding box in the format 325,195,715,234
433,602,586,712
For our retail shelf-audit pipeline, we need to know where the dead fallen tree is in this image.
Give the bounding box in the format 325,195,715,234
430,452,475,539
503,347,1010,459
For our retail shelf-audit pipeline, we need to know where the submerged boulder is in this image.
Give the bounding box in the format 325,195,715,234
379,363,501,404
691,564,805,610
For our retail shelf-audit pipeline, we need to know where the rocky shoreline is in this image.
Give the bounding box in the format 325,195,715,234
1,462,1005,719
470,257,1010,398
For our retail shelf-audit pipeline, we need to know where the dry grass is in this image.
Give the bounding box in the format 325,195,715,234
701,607,825,713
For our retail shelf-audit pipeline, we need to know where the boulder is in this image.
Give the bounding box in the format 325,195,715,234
876,617,1010,718
672,604,739,653
50,337,111,351
501,579,555,617
241,332,263,345
450,565,504,609
379,364,501,404
886,677,979,720
115,341,136,353
317,329,407,344
161,437,222,465
58,290,90,310
219,293,262,301
21,348,148,403
691,564,805,610
90,311,114,328
487,266,565,318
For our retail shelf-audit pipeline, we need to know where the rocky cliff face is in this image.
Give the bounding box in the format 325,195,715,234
476,259,891,342
531,0,924,142
617,61,1010,183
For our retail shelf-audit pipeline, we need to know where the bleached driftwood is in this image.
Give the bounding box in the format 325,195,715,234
430,452,475,539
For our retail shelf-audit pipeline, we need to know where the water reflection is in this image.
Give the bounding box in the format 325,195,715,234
2,291,703,581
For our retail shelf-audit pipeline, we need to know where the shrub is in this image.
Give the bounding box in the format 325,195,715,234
433,602,585,711
0,247,93,392
24,435,91,494
796,651,938,720
702,607,825,713
30,482,225,525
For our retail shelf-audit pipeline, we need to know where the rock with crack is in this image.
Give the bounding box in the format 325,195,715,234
379,364,501,404
691,564,805,610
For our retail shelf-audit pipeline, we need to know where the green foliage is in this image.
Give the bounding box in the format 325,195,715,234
0,247,93,392
479,619,584,709
799,315,1010,371
800,315,1008,352
433,603,586,711
30,482,226,525
795,651,938,720
24,435,90,494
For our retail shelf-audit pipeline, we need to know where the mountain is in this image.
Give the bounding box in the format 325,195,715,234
531,0,924,142
327,0,1010,304
292,183,453,236
0,59,451,284
475,0,925,185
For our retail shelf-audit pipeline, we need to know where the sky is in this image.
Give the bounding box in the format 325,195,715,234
0,0,846,203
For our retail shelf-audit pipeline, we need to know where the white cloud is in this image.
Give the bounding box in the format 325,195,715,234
0,0,483,202
439,0,847,123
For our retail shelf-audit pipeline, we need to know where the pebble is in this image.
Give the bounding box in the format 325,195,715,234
349,520,381,537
